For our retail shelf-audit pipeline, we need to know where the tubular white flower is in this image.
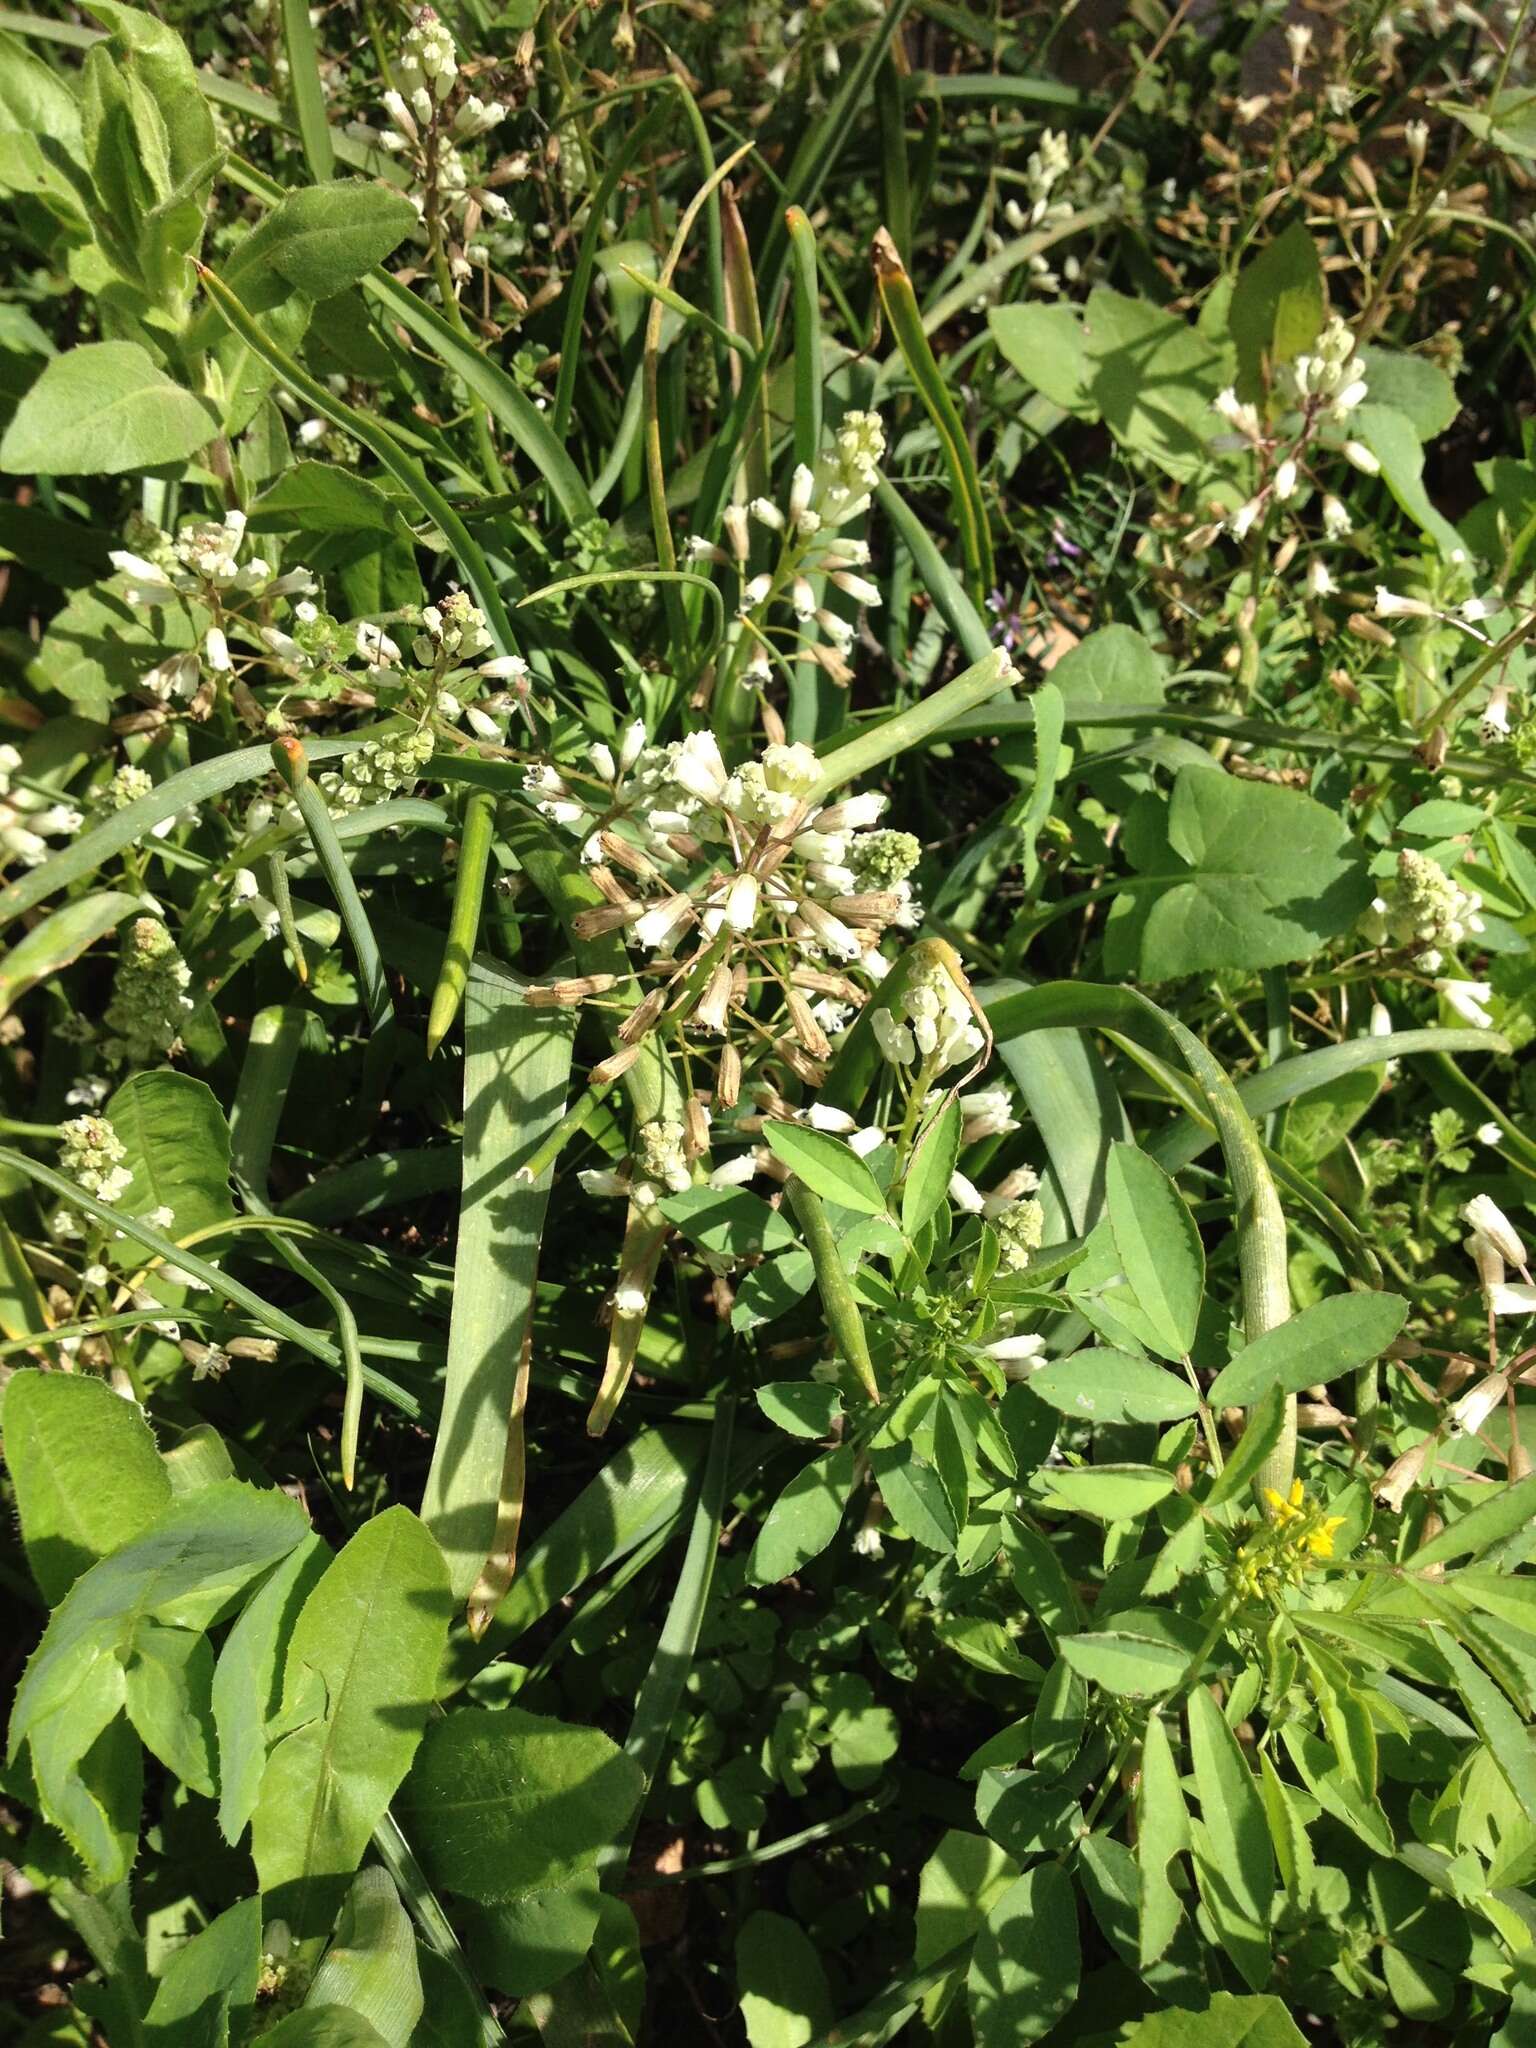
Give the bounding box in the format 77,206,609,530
619,719,647,772
708,1154,757,1190
1450,1371,1508,1438
948,1170,985,1214
1490,1281,1536,1316
589,742,617,782
721,872,761,932
1435,978,1494,1029
1343,440,1380,475
1461,1195,1525,1267
805,1103,857,1133
671,730,728,803
1274,457,1298,501
1374,586,1434,619
750,496,785,531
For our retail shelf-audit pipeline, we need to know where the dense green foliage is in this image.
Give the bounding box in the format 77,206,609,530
2,2,1536,2044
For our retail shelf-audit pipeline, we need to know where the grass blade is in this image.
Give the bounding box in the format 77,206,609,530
279,0,334,180
420,975,575,1608
874,229,994,600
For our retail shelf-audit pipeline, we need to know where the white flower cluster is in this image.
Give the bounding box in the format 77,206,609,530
0,744,81,868
1282,315,1369,420
322,726,437,811
112,510,317,696
691,412,888,688
1362,847,1483,962
539,732,918,973
102,917,195,1066
871,956,985,1075
1007,128,1073,231
1208,314,1383,550
346,6,516,270
58,1115,133,1204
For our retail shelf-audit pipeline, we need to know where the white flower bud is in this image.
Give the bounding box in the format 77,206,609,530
1343,440,1380,475
1461,1195,1525,1267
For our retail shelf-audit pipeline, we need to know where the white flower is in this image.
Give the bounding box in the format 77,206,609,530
984,1332,1047,1363
477,652,528,681
1481,686,1512,744
1322,495,1352,538
1461,1195,1525,1267
805,1104,857,1133
589,742,617,783
1343,440,1380,475
109,550,173,587
1436,978,1494,1029
1449,1371,1508,1437
614,1285,648,1317
720,873,761,932
671,731,728,803
1306,560,1336,599
959,1089,1019,1139
948,1170,985,1214
707,1154,757,1190
619,720,647,772
1375,586,1434,620
848,1127,885,1158
872,1008,915,1065
1274,457,1298,501
1405,118,1429,166
1477,1122,1503,1147
578,1169,629,1198
1490,1282,1536,1317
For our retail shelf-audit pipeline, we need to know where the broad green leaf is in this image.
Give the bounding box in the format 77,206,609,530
258,2011,391,2047
747,1444,857,1584
967,1861,1080,2047
870,1441,959,1552
420,985,574,1602
1137,1713,1189,1968
1355,402,1463,555
123,1622,215,1793
1105,1143,1204,1358
106,1070,237,1246
755,1382,844,1438
1044,624,1168,757
1229,221,1324,397
0,342,215,475
1060,1610,1203,1697
397,1706,643,1904
251,1507,452,1937
736,1910,833,2048
1410,1472,1536,1568
1442,89,1536,160
12,1481,308,1752
144,1895,261,2048
455,1872,603,1998
1206,1385,1288,1507
989,302,1095,414
249,461,406,536
902,1096,962,1237
1079,287,1236,482
659,1185,798,1258
1258,1752,1315,1910
25,576,204,721
1360,348,1458,439
305,1869,423,2047
0,890,140,1017
1278,1722,1394,1856
1034,1462,1176,1523
731,1248,816,1332
1027,1348,1198,1426
1104,768,1372,979
763,1121,888,1216
212,1532,329,1843
1207,1290,1407,1407
241,179,416,300
1187,1686,1273,1930
1118,1992,1306,2048
914,1829,1019,1968
2,1366,171,1604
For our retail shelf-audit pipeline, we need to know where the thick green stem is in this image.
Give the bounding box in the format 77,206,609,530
787,1179,881,1405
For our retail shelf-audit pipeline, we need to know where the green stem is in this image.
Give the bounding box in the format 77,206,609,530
427,789,496,1057
787,1179,881,1404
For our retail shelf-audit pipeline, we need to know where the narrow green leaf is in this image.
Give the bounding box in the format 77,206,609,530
1104,1143,1204,1359
1208,1290,1408,1408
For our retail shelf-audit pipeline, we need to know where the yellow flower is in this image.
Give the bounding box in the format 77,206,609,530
1305,1516,1346,1561
1263,1478,1306,1526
